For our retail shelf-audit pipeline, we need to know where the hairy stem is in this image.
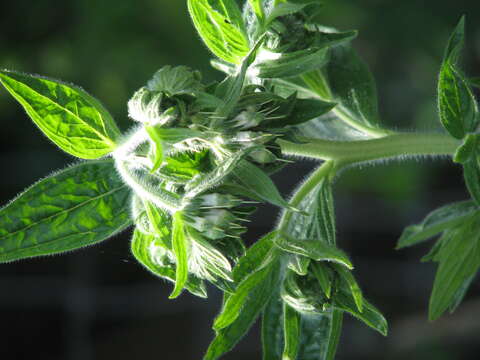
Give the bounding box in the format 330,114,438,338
278,132,460,163
278,161,334,231
277,131,461,232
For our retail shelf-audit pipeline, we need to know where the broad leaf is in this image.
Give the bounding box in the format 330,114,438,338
454,133,479,164
397,200,477,249
147,65,203,96
0,160,131,262
438,63,478,139
437,17,479,139
169,212,189,299
429,218,480,320
302,44,382,130
0,70,120,159
187,0,250,64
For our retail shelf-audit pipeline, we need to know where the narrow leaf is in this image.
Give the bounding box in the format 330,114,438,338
0,160,131,262
169,212,189,299
204,261,281,360
334,294,387,336
0,70,120,159
131,229,207,298
232,160,293,210
275,236,353,269
325,310,343,360
283,303,301,360
233,231,277,282
396,200,477,249
429,219,480,320
262,293,284,360
214,265,272,330
334,264,363,312
463,158,480,205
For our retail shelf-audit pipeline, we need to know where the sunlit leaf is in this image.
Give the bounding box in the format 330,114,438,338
169,212,189,299
0,70,120,159
187,0,250,64
0,160,130,262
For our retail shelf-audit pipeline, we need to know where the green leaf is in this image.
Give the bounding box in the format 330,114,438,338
188,228,233,282
454,133,479,164
266,1,317,24
334,293,387,336
147,65,203,96
187,0,250,64
302,44,382,129
449,274,475,313
334,264,363,312
396,200,477,249
438,62,478,139
169,212,189,299
143,200,171,244
233,231,277,283
283,303,301,360
311,262,332,298
437,17,478,139
275,236,353,269
469,77,480,89
463,157,480,205
297,311,343,360
204,260,281,360
261,293,284,360
131,229,207,298
429,218,480,320
254,47,329,79
266,98,336,128
185,147,260,199
214,38,264,119
0,70,120,159
0,160,131,263
214,265,272,330
443,16,466,64
325,310,343,360
252,29,357,79
288,254,311,276
248,0,265,23
231,160,293,210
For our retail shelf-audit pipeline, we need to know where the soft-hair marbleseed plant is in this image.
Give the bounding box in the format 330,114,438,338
1,0,480,359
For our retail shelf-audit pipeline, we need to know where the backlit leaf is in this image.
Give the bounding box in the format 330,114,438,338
0,160,131,262
169,212,189,299
0,70,120,159
187,0,250,64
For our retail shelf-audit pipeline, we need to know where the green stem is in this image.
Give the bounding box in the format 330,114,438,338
277,131,461,232
278,132,460,163
278,161,334,231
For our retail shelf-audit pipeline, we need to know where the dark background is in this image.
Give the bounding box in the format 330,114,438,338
1,1,480,359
